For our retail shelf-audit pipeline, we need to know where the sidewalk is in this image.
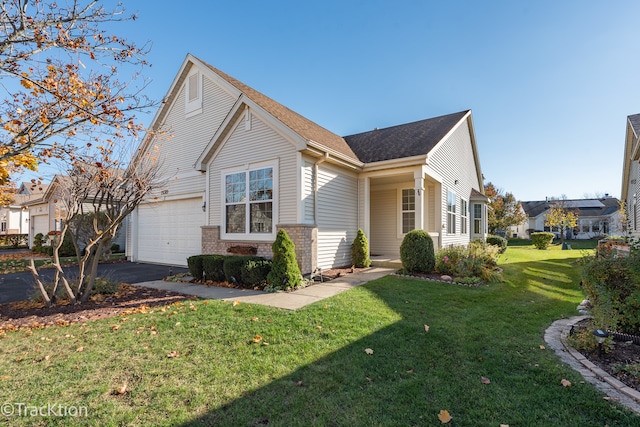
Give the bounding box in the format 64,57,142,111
131,267,395,310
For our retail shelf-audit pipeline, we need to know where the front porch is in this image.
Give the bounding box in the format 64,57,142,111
362,167,442,262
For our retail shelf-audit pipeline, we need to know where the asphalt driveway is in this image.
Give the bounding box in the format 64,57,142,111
0,261,188,304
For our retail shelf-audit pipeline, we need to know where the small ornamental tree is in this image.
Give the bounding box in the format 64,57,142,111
267,229,303,291
351,229,371,268
400,229,435,273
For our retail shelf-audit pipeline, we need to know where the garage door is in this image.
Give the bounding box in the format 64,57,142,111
31,214,49,241
137,198,204,266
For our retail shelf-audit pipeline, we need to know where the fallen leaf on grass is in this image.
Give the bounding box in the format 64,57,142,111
424,325,430,332
539,345,545,350
561,379,572,387
111,325,120,332
296,381,303,386
438,409,452,423
150,330,158,336
316,325,322,330
44,355,50,361
365,377,373,382
364,348,374,355
76,346,84,352
261,341,269,346
252,335,263,343
167,351,178,358
481,376,491,384
1,375,11,380
500,424,510,427
250,317,258,322
232,300,240,307
115,384,127,395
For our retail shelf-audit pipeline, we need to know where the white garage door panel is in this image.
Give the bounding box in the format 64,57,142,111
31,215,48,245
137,198,203,266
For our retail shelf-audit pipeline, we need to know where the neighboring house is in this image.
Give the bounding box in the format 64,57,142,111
23,175,126,250
0,182,37,237
622,113,640,240
127,54,489,273
515,197,622,239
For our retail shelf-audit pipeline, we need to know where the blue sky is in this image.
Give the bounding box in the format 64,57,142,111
24,1,640,201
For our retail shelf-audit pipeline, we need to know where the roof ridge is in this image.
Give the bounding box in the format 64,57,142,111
195,57,359,162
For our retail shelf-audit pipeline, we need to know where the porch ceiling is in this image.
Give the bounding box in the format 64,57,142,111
370,173,439,186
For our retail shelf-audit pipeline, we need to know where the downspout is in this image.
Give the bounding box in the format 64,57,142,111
313,153,329,224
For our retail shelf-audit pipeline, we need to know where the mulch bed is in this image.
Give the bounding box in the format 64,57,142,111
0,284,192,332
572,320,640,393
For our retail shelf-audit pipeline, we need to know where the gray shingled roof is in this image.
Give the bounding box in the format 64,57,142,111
522,198,620,219
199,59,360,162
342,111,469,163
629,113,640,137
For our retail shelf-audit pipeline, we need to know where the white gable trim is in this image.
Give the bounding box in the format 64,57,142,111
195,95,307,171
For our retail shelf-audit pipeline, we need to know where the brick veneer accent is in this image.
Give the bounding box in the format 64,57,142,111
201,224,317,275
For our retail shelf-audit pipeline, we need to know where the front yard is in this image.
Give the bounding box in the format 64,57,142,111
0,246,638,426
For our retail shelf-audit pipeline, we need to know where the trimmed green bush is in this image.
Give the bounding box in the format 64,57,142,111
33,233,46,253
267,229,303,291
351,228,371,268
582,255,640,335
223,256,247,286
531,232,554,250
187,255,204,281
202,254,226,282
486,234,507,254
241,257,272,287
400,230,435,274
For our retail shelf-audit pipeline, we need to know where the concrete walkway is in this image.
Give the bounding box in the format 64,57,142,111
545,316,640,413
132,267,395,310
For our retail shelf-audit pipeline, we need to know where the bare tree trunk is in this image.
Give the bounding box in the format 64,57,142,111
81,240,107,303
28,258,52,308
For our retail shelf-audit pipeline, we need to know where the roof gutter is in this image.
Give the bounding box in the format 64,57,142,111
306,140,363,170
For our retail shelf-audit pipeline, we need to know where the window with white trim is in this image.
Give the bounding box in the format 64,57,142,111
461,199,468,234
401,188,415,234
473,203,482,234
224,166,274,237
447,190,456,234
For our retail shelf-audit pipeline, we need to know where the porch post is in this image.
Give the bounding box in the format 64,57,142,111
414,169,425,231
363,176,370,239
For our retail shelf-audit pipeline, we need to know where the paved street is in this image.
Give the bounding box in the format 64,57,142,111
0,261,188,304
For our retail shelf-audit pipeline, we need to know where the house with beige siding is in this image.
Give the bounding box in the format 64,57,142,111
127,54,488,274
622,113,640,239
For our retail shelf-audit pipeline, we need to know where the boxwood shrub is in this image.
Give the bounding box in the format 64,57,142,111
187,255,204,280
202,254,226,282
241,257,272,287
223,256,248,286
400,229,435,273
531,232,554,250
486,234,507,253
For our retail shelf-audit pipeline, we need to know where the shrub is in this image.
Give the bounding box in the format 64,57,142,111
202,255,226,282
91,277,120,295
33,233,46,253
582,255,640,335
486,234,507,253
267,229,303,291
400,230,435,274
351,229,371,268
58,232,76,257
223,256,247,285
187,255,204,281
111,243,121,253
531,232,554,250
435,242,502,282
241,257,272,287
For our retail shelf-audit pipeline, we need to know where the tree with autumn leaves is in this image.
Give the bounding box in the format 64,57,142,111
0,0,155,204
484,182,526,236
0,1,165,305
544,199,578,247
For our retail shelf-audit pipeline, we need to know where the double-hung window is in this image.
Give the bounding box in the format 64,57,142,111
401,188,415,234
224,165,274,239
473,203,482,234
460,199,468,234
447,190,456,234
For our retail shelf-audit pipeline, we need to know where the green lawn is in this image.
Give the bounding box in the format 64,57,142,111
1,246,638,426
